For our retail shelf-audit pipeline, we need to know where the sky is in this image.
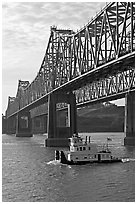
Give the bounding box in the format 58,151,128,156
2,1,125,114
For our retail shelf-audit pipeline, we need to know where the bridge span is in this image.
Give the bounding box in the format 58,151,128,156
5,2,135,146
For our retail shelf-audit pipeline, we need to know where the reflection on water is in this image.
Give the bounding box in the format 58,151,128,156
2,133,135,202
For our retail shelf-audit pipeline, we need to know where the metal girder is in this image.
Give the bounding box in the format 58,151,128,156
74,68,135,105
29,66,135,117
6,2,135,118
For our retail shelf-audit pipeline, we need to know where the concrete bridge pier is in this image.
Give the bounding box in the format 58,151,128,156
6,116,16,134
124,91,135,146
45,92,77,147
16,111,33,137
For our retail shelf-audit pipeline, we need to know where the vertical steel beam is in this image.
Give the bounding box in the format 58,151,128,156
87,27,95,66
94,20,97,67
106,12,117,56
86,28,89,70
97,14,105,64
79,33,82,69
51,30,55,89
104,11,107,62
118,3,129,56
116,2,119,57
130,2,133,52
68,36,72,80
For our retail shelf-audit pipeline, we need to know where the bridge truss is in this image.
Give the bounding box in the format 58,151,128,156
6,2,135,118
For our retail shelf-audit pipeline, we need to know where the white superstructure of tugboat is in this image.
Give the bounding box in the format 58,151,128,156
55,134,122,165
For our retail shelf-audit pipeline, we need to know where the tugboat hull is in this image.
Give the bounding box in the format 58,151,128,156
55,150,122,165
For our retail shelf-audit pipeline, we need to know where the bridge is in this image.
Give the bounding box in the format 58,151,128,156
5,2,135,146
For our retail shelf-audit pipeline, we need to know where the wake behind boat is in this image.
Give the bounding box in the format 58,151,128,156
55,134,122,165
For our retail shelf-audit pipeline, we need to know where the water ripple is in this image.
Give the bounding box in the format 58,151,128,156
2,133,135,202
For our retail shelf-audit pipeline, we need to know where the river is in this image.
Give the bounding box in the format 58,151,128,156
2,133,135,202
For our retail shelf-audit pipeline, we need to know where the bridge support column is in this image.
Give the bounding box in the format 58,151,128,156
124,92,135,146
45,92,77,147
16,111,33,137
6,116,16,134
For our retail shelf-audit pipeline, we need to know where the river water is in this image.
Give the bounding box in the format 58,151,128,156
2,133,135,202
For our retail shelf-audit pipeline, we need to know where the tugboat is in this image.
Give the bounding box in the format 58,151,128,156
55,134,122,165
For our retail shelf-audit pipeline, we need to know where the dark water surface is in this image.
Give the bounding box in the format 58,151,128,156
2,133,135,202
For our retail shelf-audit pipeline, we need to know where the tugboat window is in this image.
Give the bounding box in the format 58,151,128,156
94,155,96,158
89,147,90,150
77,147,79,151
83,147,86,150
80,147,82,151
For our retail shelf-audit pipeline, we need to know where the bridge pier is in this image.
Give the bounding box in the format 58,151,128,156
32,115,47,134
45,92,77,147
16,111,33,137
124,92,135,146
6,116,16,134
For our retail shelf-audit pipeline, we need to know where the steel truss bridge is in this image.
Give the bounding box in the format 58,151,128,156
6,2,135,118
